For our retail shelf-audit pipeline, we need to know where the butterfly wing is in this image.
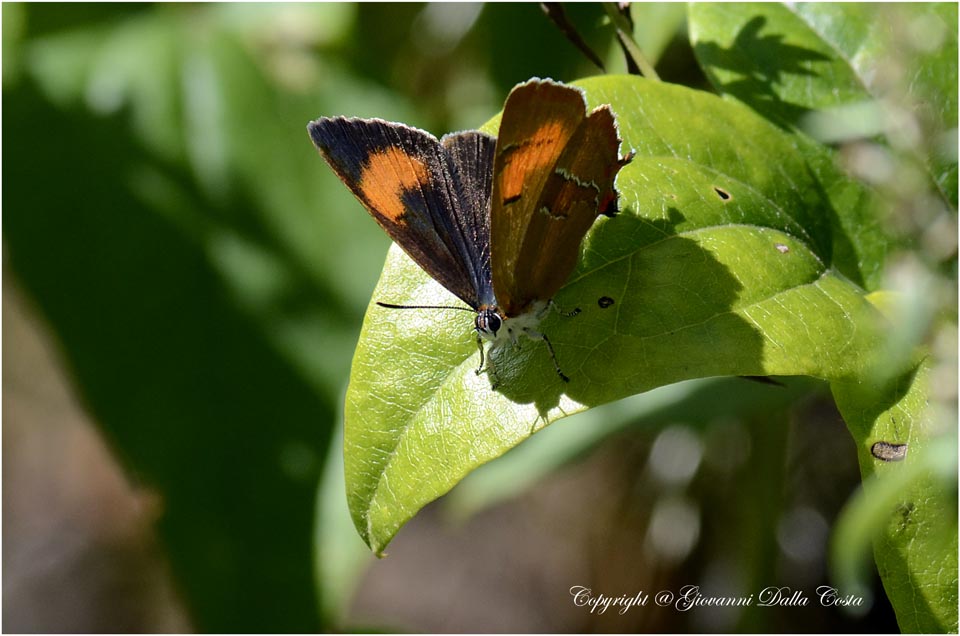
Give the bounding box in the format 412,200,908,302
441,131,497,308
490,80,630,317
309,117,496,309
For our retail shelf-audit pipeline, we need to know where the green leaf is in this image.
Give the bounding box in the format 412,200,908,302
832,359,958,632
344,75,892,554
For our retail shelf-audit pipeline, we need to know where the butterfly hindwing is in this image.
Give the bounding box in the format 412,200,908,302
514,105,626,304
490,79,630,317
441,131,497,308
308,117,496,309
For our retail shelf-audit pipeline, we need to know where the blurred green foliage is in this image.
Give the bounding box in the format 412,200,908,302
2,3,636,630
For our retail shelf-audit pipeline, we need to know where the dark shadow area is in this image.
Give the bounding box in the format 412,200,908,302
3,80,334,632
655,22,713,91
805,162,868,289
693,16,831,129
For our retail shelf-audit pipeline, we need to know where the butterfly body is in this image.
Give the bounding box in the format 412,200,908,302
308,79,630,383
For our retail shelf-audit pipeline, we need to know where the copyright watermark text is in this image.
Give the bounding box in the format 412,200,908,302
569,585,864,615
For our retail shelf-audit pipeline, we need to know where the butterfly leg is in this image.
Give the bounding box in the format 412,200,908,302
475,334,485,375
540,332,570,383
522,328,570,383
547,299,581,318
476,335,502,389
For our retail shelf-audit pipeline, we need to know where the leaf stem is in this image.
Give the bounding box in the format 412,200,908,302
603,2,661,81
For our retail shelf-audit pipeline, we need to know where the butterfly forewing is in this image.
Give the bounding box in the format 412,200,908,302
309,117,495,309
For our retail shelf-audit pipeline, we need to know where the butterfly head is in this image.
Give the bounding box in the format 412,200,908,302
475,305,503,340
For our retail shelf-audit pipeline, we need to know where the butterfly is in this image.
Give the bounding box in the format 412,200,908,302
308,78,631,384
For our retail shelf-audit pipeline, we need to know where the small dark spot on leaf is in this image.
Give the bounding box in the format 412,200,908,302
598,296,615,308
871,441,908,462
775,243,790,253
713,186,731,201
896,502,915,533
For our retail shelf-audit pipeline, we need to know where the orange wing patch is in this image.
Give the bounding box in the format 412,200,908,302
497,119,571,204
359,147,430,222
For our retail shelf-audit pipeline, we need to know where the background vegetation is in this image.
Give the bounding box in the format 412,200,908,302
3,3,955,633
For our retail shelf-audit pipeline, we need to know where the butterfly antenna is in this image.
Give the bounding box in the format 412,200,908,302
376,301,476,312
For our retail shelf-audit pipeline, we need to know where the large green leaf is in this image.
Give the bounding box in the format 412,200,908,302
343,75,893,554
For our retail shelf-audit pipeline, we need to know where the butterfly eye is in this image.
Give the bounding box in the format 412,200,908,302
475,309,502,337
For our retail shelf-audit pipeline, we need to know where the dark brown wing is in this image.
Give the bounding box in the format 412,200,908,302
308,117,496,309
441,131,497,307
490,79,629,317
